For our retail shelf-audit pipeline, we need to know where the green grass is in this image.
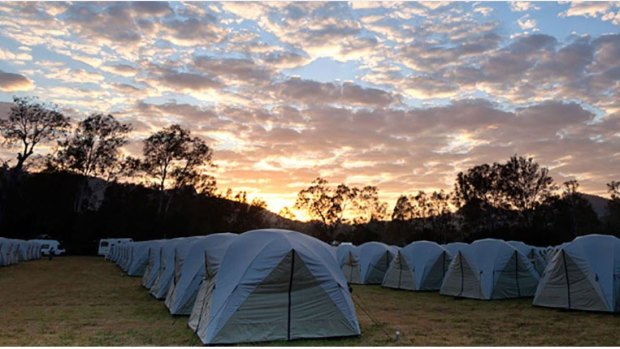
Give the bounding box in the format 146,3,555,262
0,256,619,346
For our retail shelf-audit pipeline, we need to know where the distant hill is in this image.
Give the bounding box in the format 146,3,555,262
581,193,610,220
0,101,10,119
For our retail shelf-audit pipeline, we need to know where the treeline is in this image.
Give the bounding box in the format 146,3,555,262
0,96,618,252
0,97,301,253
290,157,620,246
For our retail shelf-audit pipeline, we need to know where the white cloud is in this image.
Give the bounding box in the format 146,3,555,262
518,15,538,31
510,2,540,12
561,2,617,18
474,6,493,17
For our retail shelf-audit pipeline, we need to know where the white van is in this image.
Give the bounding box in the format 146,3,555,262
98,238,133,256
30,239,66,256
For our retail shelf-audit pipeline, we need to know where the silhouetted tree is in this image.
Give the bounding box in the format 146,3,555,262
562,180,580,238
429,190,453,243
606,180,620,234
53,113,132,178
294,177,357,240
392,195,414,221
352,185,387,224
141,124,214,215
454,155,556,234
278,206,296,220
454,162,506,233
0,96,70,173
500,155,556,227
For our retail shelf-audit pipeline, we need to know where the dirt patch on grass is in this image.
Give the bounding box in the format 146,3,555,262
0,257,619,346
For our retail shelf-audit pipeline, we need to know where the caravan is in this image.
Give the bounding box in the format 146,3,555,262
98,238,133,256
30,239,66,256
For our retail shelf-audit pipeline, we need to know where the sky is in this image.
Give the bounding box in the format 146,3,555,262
0,1,619,218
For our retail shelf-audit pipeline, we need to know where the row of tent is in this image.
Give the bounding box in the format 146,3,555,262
337,234,620,313
107,229,361,345
107,231,620,345
0,238,43,266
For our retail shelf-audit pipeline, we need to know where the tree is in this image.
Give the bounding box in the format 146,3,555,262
0,96,70,173
500,155,556,226
608,181,620,200
428,190,453,243
562,180,580,238
392,195,414,221
250,197,267,209
454,162,508,233
141,124,214,214
606,181,620,234
278,206,296,220
352,185,387,224
454,155,556,233
53,113,132,179
411,191,433,231
294,177,357,240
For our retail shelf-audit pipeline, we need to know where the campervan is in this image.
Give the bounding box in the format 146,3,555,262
30,239,66,256
98,238,133,256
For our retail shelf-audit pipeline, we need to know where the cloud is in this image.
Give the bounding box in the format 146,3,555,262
131,1,172,16
194,56,274,85
99,64,138,78
272,77,398,107
158,71,221,92
0,1,619,206
562,2,616,18
0,70,33,91
510,2,540,12
474,6,493,17
0,48,32,61
517,15,538,31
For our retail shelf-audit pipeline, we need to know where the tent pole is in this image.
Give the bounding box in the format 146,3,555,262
515,251,521,297
287,249,296,341
562,250,571,310
458,251,464,296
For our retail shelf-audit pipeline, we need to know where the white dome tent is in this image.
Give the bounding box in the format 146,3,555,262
382,241,452,291
150,237,202,299
141,240,167,289
0,237,12,266
165,233,236,315
357,242,398,284
127,240,165,277
193,229,360,345
443,242,468,256
507,240,548,275
533,234,620,313
336,244,361,284
440,239,540,300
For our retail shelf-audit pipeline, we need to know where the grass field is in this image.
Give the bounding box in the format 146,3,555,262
0,256,619,346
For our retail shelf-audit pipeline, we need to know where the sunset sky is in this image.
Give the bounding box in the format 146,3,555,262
0,1,619,217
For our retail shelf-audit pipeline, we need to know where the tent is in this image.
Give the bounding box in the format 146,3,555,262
533,234,620,313
127,240,163,277
357,242,398,284
166,233,236,316
193,229,360,345
336,244,360,284
382,241,452,291
507,240,548,275
0,237,9,266
17,240,29,261
440,238,540,300
443,242,468,256
142,240,167,289
150,237,203,299
6,239,20,265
